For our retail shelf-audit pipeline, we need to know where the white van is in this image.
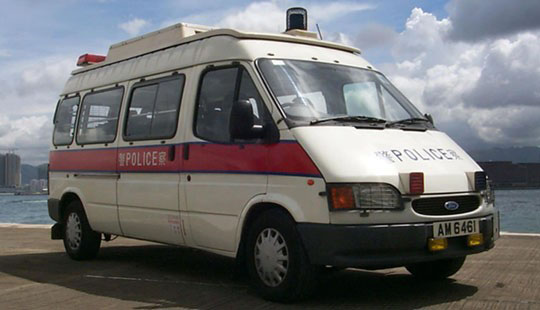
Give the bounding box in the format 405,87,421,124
48,9,499,301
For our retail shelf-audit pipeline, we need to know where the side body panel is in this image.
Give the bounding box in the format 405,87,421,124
116,72,187,246
49,147,120,234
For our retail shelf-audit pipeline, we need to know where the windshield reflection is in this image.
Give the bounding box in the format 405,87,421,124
258,59,425,126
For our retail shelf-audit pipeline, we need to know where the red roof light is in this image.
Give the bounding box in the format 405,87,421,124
77,54,106,67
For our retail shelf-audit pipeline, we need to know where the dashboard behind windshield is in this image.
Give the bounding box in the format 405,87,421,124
257,59,424,125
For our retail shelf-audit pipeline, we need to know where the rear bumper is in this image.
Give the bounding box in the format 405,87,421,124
297,215,496,269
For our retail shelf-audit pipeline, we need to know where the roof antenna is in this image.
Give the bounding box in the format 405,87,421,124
316,23,323,40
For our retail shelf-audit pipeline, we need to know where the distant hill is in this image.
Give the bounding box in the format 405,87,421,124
21,163,48,185
469,146,540,163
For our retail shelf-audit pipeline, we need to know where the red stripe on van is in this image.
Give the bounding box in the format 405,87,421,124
183,142,320,177
49,148,117,172
267,142,321,177
117,145,180,172
49,142,322,177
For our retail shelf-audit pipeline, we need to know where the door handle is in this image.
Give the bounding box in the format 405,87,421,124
168,145,175,161
183,144,190,160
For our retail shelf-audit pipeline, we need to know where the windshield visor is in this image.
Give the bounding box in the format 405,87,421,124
258,59,424,124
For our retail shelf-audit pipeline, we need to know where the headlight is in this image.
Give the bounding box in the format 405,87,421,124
328,183,403,211
474,171,487,191
482,179,495,205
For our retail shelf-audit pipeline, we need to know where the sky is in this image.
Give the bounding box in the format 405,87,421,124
1,0,540,164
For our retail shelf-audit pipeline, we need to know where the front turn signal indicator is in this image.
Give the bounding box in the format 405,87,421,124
329,186,355,210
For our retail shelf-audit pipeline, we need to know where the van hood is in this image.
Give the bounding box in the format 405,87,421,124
292,126,482,194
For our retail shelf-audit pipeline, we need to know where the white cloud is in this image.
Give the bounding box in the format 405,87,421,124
119,18,150,36
308,2,374,23
464,33,540,108
219,2,283,33
381,8,540,149
0,55,75,164
173,1,373,36
0,115,52,164
0,49,10,57
0,115,11,138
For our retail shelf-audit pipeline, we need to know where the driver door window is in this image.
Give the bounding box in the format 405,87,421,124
195,66,268,143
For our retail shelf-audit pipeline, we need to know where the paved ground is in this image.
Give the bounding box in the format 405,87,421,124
0,226,539,309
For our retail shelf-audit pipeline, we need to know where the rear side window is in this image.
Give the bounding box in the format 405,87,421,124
53,96,80,145
195,67,268,143
77,87,124,144
125,75,185,140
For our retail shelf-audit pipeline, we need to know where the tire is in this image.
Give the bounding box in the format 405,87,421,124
406,256,466,280
63,200,101,260
245,209,317,302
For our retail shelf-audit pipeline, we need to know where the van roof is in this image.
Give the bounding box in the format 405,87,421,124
72,22,361,75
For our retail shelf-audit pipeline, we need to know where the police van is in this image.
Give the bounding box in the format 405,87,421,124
48,8,499,301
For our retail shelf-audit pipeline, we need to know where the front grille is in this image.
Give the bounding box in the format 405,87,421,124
412,195,480,216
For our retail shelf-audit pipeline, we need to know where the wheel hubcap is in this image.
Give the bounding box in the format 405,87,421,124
254,228,289,287
66,212,82,250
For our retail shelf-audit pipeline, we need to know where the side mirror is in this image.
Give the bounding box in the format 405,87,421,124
229,100,263,140
424,113,434,125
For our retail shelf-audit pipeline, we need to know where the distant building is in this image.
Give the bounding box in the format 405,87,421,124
30,179,48,193
478,161,540,188
1,153,21,188
0,154,5,186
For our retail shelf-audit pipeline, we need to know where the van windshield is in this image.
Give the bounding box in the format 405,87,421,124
258,59,425,126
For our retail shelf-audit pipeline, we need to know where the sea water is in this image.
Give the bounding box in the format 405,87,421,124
0,190,539,233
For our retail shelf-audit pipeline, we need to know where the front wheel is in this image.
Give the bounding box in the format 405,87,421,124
63,200,101,260
406,256,466,280
246,209,317,302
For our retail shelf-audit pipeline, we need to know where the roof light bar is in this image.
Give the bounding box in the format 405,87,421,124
286,7,308,31
77,54,106,67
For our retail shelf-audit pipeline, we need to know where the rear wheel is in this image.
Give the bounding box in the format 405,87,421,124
246,209,317,302
63,200,101,260
406,256,466,280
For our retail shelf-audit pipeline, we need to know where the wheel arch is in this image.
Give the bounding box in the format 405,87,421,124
235,197,299,262
58,188,86,222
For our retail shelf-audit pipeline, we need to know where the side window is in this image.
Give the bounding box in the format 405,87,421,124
195,67,268,143
125,75,185,140
195,68,237,143
53,96,79,145
77,87,124,144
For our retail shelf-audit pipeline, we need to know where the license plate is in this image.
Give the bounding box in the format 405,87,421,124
433,219,480,238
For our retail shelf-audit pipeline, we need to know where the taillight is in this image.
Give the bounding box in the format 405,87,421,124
409,172,424,195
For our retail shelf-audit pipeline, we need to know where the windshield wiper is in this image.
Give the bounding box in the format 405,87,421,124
310,115,387,125
386,117,430,127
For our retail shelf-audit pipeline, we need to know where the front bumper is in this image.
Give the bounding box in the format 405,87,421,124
297,215,496,269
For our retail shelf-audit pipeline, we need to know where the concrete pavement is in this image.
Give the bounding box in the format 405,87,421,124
0,226,539,309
